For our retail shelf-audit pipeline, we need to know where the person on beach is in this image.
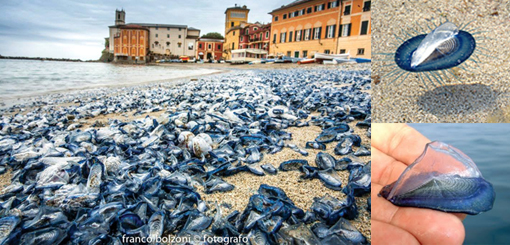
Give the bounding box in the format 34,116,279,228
371,124,466,245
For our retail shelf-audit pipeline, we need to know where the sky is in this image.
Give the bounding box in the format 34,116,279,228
0,0,290,60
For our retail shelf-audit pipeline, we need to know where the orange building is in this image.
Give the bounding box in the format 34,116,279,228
224,5,250,60
337,0,371,58
269,0,370,59
113,25,149,63
269,0,342,58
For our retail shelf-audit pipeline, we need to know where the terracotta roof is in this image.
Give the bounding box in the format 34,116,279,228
268,0,313,14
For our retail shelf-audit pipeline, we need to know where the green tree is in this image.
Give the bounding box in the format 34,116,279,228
201,32,224,39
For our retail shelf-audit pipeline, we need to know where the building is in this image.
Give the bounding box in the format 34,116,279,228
239,23,271,52
108,9,201,62
268,0,371,59
269,0,342,58
224,4,250,60
196,38,224,61
337,0,371,58
113,25,149,63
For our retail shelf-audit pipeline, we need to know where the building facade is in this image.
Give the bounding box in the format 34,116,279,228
337,0,371,58
196,38,224,61
108,9,201,62
113,25,149,63
224,5,250,60
239,23,271,52
268,0,371,59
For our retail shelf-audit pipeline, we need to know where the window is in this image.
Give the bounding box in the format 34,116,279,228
188,43,193,50
156,27,159,30
266,31,269,38
218,44,221,49
178,43,182,48
155,34,158,38
317,4,325,11
233,31,235,36
289,31,293,42
246,29,249,35
167,34,170,38
344,5,351,15
167,27,170,30
313,27,321,40
231,22,234,27
273,33,276,43
300,9,305,15
303,50,308,58
179,35,181,38
357,48,365,55
331,0,339,8
260,33,262,40
240,36,243,42
304,29,311,40
296,30,302,41
339,49,346,54
179,28,182,31
324,50,330,54
232,43,234,49
339,23,351,37
283,14,287,19
294,11,299,17
363,1,371,11
280,32,286,43
294,51,299,58
326,25,336,38
166,42,170,46
208,44,212,49
360,21,369,35
199,44,202,49
117,14,120,19
307,7,312,13
275,16,279,21
254,27,258,31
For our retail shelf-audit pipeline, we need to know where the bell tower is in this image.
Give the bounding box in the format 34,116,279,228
115,9,125,26
224,4,249,33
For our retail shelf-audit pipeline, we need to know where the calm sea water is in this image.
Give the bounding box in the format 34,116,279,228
0,59,219,100
410,124,510,244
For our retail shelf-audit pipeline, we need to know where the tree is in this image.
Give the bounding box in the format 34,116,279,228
201,32,224,39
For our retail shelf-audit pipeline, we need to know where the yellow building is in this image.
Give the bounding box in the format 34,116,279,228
337,0,371,58
224,4,250,60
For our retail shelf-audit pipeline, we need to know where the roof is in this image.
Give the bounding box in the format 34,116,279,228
224,5,250,14
119,24,149,30
268,0,313,14
199,38,224,42
188,27,200,31
128,23,188,29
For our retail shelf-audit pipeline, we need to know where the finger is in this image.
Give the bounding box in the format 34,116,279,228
372,220,420,245
371,146,408,185
372,183,466,245
372,123,431,165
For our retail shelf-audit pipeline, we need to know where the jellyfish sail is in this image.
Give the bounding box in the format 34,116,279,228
379,141,495,215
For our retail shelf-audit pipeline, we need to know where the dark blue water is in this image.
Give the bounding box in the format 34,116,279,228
410,124,510,244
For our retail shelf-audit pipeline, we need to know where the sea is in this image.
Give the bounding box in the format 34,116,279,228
0,59,220,102
410,124,510,244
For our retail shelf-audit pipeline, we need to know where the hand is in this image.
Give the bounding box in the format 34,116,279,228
371,124,467,245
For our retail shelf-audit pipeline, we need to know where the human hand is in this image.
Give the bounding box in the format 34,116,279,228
371,123,467,245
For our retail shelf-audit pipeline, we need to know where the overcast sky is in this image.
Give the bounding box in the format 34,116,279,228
0,0,289,60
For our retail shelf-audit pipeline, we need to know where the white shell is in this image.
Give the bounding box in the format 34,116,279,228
178,131,195,148
189,137,212,157
411,22,459,68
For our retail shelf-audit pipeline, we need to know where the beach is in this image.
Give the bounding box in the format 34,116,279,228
371,0,510,123
0,63,371,242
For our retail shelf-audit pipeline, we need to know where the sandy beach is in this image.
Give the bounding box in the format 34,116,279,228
0,63,371,242
372,0,510,123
